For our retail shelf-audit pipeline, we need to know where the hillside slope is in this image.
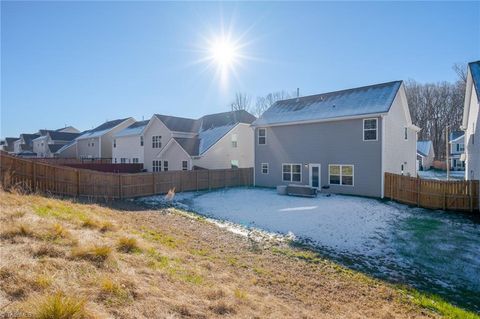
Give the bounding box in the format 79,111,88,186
0,189,471,318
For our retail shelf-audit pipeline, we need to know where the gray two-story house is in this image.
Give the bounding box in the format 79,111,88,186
252,81,419,198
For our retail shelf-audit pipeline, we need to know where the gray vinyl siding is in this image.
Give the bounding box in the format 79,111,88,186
254,118,383,198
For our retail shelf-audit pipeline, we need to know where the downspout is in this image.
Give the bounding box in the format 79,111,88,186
381,115,386,198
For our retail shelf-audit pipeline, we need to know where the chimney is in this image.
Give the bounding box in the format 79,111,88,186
297,88,300,97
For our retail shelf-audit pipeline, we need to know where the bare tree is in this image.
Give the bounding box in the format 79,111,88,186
253,90,293,117
406,67,465,160
452,63,467,85
230,93,252,112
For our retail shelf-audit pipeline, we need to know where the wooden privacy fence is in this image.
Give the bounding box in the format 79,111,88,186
384,173,479,212
0,153,253,200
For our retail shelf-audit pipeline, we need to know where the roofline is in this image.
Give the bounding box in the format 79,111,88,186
77,117,134,140
156,137,193,159
251,112,388,128
449,134,465,143
199,123,245,156
272,80,403,105
469,61,480,99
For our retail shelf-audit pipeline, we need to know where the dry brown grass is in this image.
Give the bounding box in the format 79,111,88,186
0,189,445,318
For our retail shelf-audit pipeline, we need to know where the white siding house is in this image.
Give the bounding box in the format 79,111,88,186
112,120,149,164
416,140,435,171
449,132,465,171
142,110,256,172
462,61,480,181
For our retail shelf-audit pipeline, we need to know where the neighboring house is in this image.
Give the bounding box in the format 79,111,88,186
449,131,465,171
112,120,149,164
64,118,135,159
1,138,19,153
416,140,435,171
13,133,40,155
252,81,419,198
142,110,256,172
462,60,480,181
33,131,81,158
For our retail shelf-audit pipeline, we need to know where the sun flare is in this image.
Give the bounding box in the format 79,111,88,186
210,39,237,67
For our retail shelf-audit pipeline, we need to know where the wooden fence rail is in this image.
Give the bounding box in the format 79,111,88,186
384,172,479,212
0,153,253,200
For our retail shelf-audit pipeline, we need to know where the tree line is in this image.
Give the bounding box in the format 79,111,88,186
229,63,467,160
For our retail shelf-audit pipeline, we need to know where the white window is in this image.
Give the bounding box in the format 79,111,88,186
261,163,269,174
153,160,161,172
91,142,94,147
182,160,188,171
329,165,354,186
152,136,162,148
163,161,168,171
231,160,239,169
140,136,144,146
258,128,266,145
231,134,238,148
363,119,377,141
282,164,301,182
404,127,408,140
458,143,464,152
113,139,116,148
132,158,139,163
114,158,117,164
120,158,127,164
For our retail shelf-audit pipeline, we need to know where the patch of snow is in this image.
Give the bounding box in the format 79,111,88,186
418,170,465,180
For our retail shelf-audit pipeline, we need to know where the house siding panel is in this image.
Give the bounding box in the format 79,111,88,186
465,85,480,180
143,117,174,172
254,118,383,198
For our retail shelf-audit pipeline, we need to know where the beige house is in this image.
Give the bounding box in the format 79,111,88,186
33,131,81,158
13,133,40,156
140,110,256,172
56,118,135,159
462,60,480,180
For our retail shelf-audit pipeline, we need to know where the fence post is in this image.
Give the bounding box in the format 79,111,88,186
196,170,199,191
469,180,473,213
76,170,80,197
443,183,446,211
32,161,36,193
152,174,156,195
118,174,122,199
416,177,420,207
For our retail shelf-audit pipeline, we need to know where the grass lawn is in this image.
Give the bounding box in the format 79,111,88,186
0,189,478,318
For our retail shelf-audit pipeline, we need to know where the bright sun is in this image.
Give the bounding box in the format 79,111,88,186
210,39,237,68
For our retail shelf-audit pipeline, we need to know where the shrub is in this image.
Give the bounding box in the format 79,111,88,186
33,292,87,319
117,237,140,253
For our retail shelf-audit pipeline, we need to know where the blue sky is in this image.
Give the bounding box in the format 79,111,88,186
1,1,479,138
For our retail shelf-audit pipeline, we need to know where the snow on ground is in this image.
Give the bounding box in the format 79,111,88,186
418,169,464,180
138,187,480,312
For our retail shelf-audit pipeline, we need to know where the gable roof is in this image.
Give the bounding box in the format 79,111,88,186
115,120,149,138
417,140,433,157
469,61,480,102
48,144,65,153
253,81,402,126
20,133,41,145
55,140,76,154
155,114,200,133
48,131,81,141
200,110,256,130
449,131,464,142
77,118,132,140
5,137,19,146
173,137,200,156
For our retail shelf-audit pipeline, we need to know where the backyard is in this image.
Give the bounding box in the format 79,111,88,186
140,187,480,313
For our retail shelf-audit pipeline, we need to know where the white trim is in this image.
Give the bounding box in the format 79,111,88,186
258,127,267,145
252,112,387,128
281,163,302,183
308,164,321,189
328,164,354,187
261,163,269,174
363,118,378,141
156,138,192,159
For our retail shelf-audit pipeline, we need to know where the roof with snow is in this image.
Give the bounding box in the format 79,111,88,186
417,140,433,157
449,131,464,142
253,81,402,126
469,61,480,101
158,110,256,156
48,131,81,141
20,133,40,146
55,140,76,154
77,118,131,140
115,120,149,137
